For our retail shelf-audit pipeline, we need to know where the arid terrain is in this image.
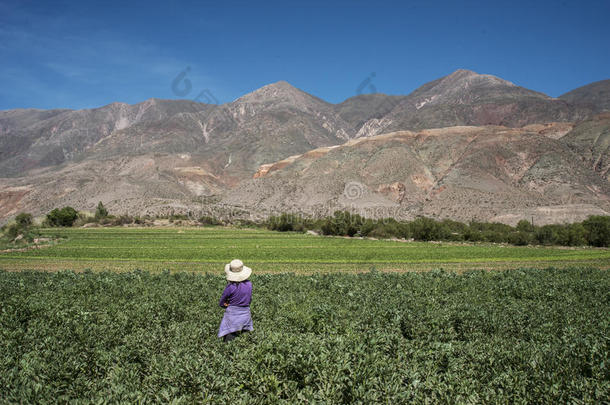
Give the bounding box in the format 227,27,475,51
1,70,608,224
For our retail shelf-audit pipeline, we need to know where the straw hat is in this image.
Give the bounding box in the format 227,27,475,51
224,259,252,282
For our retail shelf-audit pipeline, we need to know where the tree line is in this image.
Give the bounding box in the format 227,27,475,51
267,211,610,247
2,204,609,248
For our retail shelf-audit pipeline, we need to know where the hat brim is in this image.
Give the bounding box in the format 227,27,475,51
224,264,252,282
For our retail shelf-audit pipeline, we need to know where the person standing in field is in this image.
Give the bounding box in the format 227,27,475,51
217,259,253,342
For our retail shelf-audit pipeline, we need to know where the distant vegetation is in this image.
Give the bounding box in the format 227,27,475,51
94,201,108,220
44,206,79,227
0,213,37,247
2,206,608,249
267,211,610,248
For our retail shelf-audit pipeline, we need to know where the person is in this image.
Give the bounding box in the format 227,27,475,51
217,259,253,342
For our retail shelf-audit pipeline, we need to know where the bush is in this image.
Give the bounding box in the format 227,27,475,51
479,230,504,243
321,211,364,236
94,201,109,220
516,219,535,233
395,222,411,239
583,215,610,247
15,213,33,228
464,229,485,242
535,225,557,245
367,224,395,239
359,219,376,237
46,207,79,227
4,223,19,239
410,217,449,241
563,224,587,246
509,231,533,246
199,216,222,226
267,213,305,232
441,219,468,236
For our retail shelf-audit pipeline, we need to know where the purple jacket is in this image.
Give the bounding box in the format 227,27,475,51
219,280,252,308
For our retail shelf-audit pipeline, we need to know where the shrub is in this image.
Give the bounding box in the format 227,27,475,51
583,215,610,247
564,223,587,246
267,213,304,232
441,219,468,235
4,223,19,239
199,216,222,226
46,207,79,227
395,222,411,239
320,211,356,236
516,219,535,233
94,201,109,220
15,213,33,228
410,217,449,241
509,231,533,246
367,224,393,239
464,229,485,242
359,219,376,237
482,230,507,243
535,225,557,245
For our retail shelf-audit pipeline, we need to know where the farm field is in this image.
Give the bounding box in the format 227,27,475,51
1,267,608,402
0,227,609,273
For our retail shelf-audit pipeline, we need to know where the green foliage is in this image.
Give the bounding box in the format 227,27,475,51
1,212,37,243
561,223,587,247
0,268,607,403
440,219,467,241
45,207,79,227
410,217,450,241
270,212,608,248
320,211,365,237
15,213,33,228
267,213,307,232
516,219,535,232
199,216,223,226
94,210,606,248
369,218,407,239
509,231,533,246
583,215,610,247
94,201,109,220
4,223,20,240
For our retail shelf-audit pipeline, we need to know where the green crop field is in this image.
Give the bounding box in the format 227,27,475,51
1,268,608,403
0,227,608,273
1,228,609,402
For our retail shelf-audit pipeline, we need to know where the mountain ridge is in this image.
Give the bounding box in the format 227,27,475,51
0,69,608,224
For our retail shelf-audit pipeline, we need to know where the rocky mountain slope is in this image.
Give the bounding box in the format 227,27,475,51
339,70,595,138
559,79,610,113
0,99,211,176
226,120,609,225
561,112,610,181
0,70,608,224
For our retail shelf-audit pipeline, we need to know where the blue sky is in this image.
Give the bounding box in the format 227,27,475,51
1,0,609,110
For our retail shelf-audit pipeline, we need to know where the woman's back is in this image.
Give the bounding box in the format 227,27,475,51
220,280,252,307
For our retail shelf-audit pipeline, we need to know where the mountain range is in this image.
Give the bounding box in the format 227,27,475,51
0,70,608,225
